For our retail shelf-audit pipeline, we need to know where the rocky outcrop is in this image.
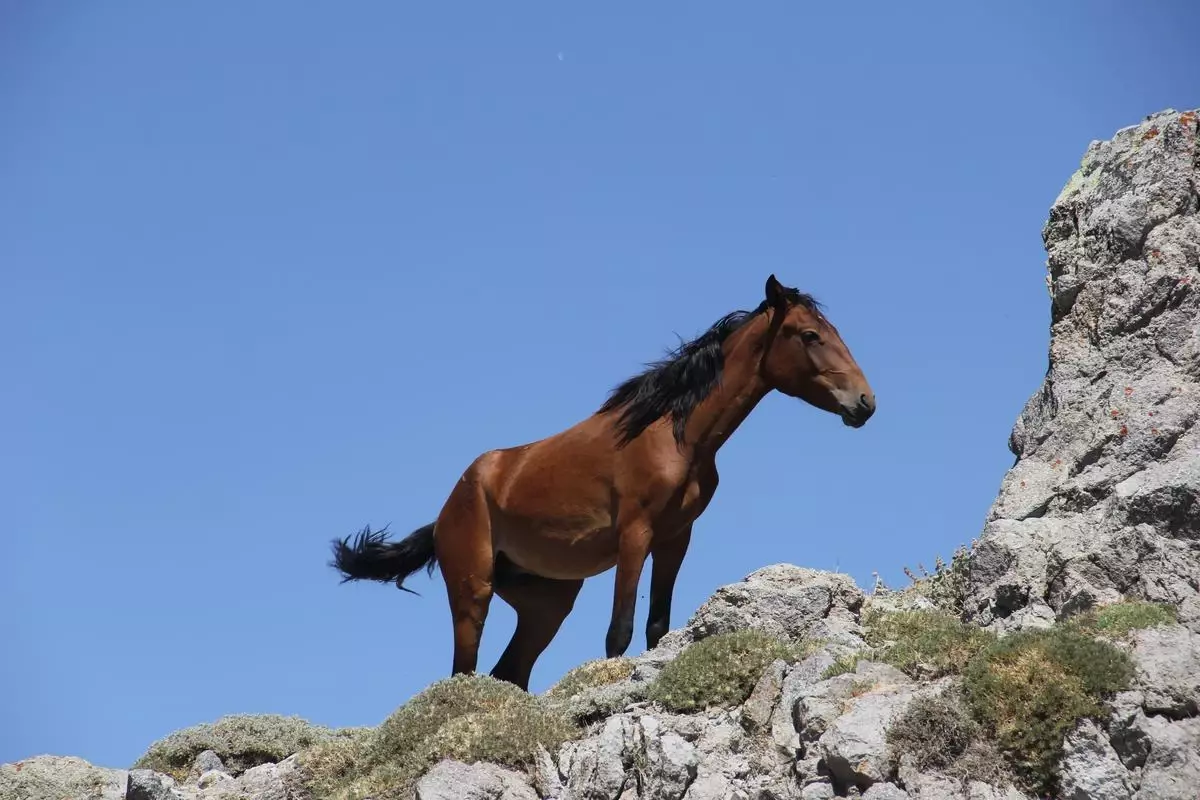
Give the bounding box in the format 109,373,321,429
4,107,1198,800
966,107,1200,634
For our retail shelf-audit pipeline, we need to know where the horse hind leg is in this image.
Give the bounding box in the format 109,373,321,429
434,473,498,678
490,554,583,692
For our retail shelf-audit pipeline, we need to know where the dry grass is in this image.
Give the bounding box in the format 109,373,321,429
546,657,635,700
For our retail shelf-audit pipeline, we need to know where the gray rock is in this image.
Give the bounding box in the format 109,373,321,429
534,743,564,799
742,659,787,735
1130,624,1200,718
560,716,637,799
1132,715,1200,800
667,565,866,649
414,759,539,800
127,769,185,800
964,107,1200,634
1058,719,1133,800
795,661,912,746
0,756,128,800
189,750,226,781
800,782,836,800
815,673,925,790
638,715,700,800
862,784,910,799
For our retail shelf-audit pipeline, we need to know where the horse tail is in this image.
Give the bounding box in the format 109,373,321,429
329,523,437,594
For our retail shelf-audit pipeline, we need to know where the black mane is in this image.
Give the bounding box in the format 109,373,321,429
599,289,821,446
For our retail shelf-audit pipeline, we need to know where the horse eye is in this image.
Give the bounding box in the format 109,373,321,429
800,331,821,344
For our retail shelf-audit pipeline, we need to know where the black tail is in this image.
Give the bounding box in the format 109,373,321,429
329,523,437,595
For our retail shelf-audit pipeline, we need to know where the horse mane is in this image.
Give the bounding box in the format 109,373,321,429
599,288,821,446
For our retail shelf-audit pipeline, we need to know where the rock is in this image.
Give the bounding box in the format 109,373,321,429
795,661,912,746
662,565,866,651
815,673,928,790
742,659,787,735
127,769,185,800
189,750,226,781
800,782,836,800
414,759,539,800
560,716,637,799
0,756,127,800
638,716,700,800
1058,719,1133,800
1131,715,1200,800
863,784,910,799
233,760,296,800
534,743,564,799
964,107,1200,634
1130,624,1200,718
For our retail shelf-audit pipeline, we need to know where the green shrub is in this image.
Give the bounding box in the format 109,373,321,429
862,609,995,679
309,674,577,800
821,653,863,679
1069,600,1177,638
133,714,337,780
546,657,635,699
647,630,810,713
963,627,1135,796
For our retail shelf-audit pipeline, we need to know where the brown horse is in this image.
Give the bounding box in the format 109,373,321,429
331,274,875,691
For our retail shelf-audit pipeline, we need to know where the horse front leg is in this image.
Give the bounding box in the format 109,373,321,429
606,520,652,659
646,524,692,650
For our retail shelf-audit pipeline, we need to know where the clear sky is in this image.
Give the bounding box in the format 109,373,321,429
3,0,1198,770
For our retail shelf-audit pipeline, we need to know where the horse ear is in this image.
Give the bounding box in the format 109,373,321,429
765,274,788,308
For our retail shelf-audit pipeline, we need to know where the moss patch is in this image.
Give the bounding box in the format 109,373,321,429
133,714,337,781
963,627,1134,796
647,630,812,713
303,674,578,800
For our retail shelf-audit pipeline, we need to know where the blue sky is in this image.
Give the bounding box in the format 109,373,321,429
3,1,1198,770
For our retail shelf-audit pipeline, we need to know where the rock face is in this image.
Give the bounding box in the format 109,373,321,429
967,107,1200,634
3,107,1198,800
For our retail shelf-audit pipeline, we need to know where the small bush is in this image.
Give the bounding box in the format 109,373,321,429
1069,600,1177,638
963,627,1135,796
546,657,635,699
899,543,974,615
312,674,577,800
133,714,336,780
863,609,995,679
821,653,863,680
648,630,809,713
886,691,980,771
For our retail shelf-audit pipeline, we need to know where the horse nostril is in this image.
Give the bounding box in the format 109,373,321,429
859,394,872,409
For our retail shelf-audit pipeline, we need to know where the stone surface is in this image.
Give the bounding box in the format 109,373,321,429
127,769,185,800
965,107,1200,634
1058,719,1132,800
654,565,866,655
1130,624,1200,718
863,783,910,799
742,659,787,735
414,759,539,800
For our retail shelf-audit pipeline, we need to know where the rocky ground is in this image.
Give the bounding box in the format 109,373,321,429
4,107,1197,800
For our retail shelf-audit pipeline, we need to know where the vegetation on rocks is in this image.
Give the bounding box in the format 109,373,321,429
647,630,814,713
545,657,635,700
133,714,343,781
897,542,975,615
862,609,996,679
300,674,577,800
962,627,1135,796
1067,599,1178,639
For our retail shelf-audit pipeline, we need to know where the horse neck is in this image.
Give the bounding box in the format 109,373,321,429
681,312,774,457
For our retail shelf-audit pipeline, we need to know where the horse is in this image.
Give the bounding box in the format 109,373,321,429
330,274,875,692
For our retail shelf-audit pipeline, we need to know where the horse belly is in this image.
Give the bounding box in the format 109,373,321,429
496,525,620,581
